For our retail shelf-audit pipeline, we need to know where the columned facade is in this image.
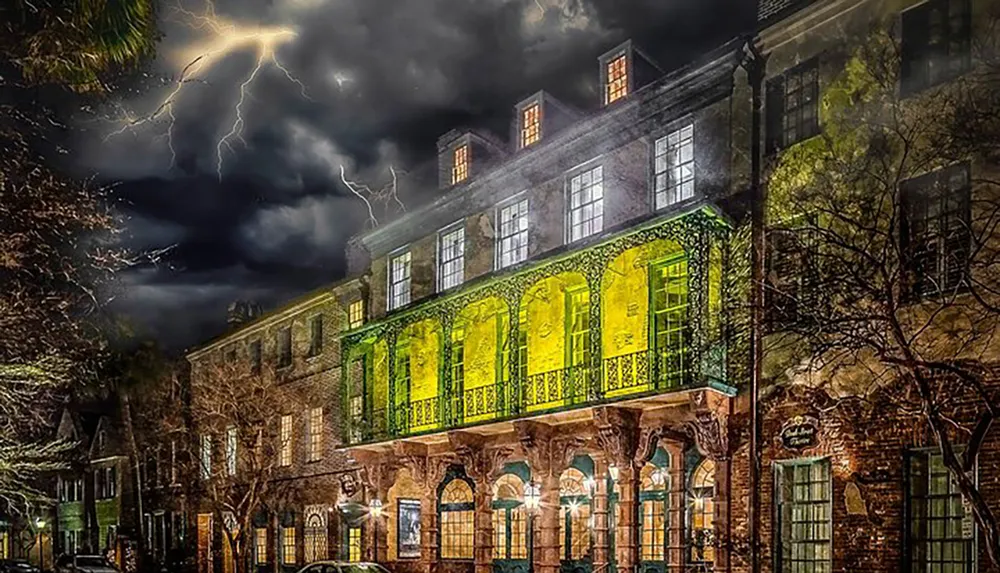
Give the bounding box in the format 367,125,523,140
346,397,732,573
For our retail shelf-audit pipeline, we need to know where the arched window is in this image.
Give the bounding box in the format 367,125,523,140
688,459,716,568
492,473,528,562
559,467,592,563
640,451,670,565
440,478,475,560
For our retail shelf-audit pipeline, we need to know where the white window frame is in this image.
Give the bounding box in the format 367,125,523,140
307,407,323,462
387,249,412,311
653,123,695,210
566,163,605,243
225,426,237,477
279,415,293,467
200,435,212,480
495,194,529,270
437,223,466,292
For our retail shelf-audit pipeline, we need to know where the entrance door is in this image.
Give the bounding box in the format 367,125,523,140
341,526,362,562
197,514,213,573
608,478,617,573
638,452,670,573
558,468,592,573
492,474,529,573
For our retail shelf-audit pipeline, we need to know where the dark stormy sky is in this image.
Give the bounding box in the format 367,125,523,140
79,0,754,351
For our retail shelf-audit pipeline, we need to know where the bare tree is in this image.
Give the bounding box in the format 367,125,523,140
166,359,306,573
763,16,1000,565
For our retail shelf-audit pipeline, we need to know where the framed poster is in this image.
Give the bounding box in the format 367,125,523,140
397,499,422,559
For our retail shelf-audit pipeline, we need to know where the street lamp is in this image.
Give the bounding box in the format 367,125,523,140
607,464,619,482
369,499,383,564
34,518,46,571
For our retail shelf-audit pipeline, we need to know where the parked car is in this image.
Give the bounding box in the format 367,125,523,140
53,555,118,573
296,562,392,573
0,560,40,573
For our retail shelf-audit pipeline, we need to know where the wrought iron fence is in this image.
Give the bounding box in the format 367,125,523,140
462,384,500,419
602,347,690,394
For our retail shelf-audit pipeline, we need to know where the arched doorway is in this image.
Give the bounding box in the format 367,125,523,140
559,458,594,573
687,459,716,572
492,471,529,573
638,449,670,573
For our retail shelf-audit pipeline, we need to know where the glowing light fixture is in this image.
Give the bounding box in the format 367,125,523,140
369,499,383,518
525,482,541,511
608,465,619,481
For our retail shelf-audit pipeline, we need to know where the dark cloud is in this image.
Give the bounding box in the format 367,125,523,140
78,0,754,350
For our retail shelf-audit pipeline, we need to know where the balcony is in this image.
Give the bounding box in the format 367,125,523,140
342,205,737,447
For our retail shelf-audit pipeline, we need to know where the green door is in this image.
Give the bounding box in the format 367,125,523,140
559,494,593,573
491,500,529,573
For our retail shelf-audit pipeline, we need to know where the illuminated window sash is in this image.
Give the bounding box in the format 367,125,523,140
906,449,974,573
279,415,293,467
255,528,267,565
348,300,365,329
308,408,323,462
347,527,362,562
775,459,831,573
438,226,465,291
281,526,297,565
605,54,628,105
452,144,469,184
520,103,541,148
496,197,528,269
388,251,411,311
654,124,695,209
440,479,475,560
567,165,604,242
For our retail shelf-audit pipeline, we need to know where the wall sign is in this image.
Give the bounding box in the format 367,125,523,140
398,499,422,559
780,416,820,450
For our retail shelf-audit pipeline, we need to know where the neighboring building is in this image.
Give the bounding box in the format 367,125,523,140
51,408,137,569
184,284,365,573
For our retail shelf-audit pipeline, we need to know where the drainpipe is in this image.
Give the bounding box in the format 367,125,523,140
741,38,767,573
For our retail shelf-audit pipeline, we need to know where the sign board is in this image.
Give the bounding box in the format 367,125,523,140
780,416,820,450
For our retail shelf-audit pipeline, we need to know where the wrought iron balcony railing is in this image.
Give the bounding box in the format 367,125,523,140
349,347,709,445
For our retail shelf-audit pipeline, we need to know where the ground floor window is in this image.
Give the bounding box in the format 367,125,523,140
0,530,7,559
347,527,362,562
255,528,267,565
906,450,974,573
281,526,297,566
440,478,475,559
688,459,716,567
775,458,831,573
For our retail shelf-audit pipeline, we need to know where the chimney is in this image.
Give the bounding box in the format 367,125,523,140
227,300,262,327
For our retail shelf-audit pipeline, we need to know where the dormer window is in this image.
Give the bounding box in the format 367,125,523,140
605,54,628,105
520,103,541,148
452,144,469,185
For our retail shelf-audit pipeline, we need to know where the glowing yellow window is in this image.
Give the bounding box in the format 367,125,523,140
452,144,469,184
521,103,541,148
606,54,628,104
347,527,362,562
348,300,364,329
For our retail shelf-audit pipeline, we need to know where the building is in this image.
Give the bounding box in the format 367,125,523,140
51,408,138,569
175,0,1000,572
337,36,748,573
184,284,365,573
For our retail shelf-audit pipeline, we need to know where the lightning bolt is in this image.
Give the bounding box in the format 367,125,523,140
106,0,311,181
338,165,406,230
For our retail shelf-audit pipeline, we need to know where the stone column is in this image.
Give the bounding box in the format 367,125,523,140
537,473,561,573
591,456,611,571
614,464,639,573
421,487,438,573
474,481,493,573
